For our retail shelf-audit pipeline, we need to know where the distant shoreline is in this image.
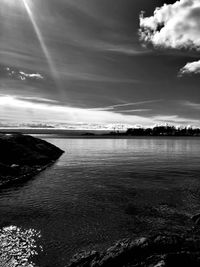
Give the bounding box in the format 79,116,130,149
31,135,200,139
1,125,200,137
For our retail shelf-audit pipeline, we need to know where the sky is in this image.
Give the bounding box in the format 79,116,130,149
0,0,200,130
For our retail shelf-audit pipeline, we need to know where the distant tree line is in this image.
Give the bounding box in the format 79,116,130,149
109,126,200,136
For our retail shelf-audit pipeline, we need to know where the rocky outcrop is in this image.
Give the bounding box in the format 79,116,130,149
0,133,64,187
68,234,200,267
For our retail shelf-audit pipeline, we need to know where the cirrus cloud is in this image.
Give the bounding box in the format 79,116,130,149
139,0,200,76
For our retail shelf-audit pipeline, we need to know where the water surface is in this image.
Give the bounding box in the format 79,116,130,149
1,137,200,266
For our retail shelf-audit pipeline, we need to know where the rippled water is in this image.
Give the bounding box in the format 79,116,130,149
1,137,200,267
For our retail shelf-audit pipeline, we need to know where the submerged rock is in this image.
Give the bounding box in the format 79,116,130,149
67,235,200,267
0,133,64,187
191,214,200,225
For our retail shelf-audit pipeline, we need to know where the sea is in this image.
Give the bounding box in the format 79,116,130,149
1,136,200,267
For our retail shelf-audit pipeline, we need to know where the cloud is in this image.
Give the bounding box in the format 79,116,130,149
183,100,200,109
139,0,200,75
179,60,200,75
62,71,140,84
103,44,151,55
118,109,151,113
12,96,58,104
152,115,200,125
19,71,44,80
0,95,155,128
0,95,198,129
4,67,44,81
89,99,162,111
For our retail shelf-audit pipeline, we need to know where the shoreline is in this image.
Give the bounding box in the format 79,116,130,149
0,160,58,189
1,127,200,138
31,134,200,139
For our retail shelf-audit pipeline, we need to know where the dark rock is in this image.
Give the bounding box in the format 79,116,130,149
151,235,183,252
67,235,200,267
0,133,64,186
0,133,63,166
0,162,14,175
69,251,99,267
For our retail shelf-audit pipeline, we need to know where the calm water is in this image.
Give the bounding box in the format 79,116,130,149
1,137,200,266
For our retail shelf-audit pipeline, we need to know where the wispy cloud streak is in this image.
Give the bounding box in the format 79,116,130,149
183,101,200,109
89,99,162,111
117,109,151,113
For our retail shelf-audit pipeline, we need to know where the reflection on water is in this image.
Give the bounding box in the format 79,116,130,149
0,226,41,267
1,137,200,266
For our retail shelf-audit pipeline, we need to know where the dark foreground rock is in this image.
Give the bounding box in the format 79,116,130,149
0,133,64,187
68,234,200,267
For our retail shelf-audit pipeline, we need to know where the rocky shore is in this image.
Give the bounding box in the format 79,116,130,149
68,233,200,267
0,133,64,187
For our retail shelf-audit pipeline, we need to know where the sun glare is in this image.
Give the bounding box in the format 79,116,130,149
21,0,63,97
1,0,63,98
